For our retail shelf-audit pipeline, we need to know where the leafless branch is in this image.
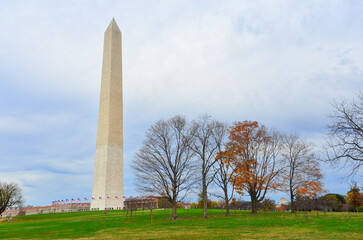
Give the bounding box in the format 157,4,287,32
131,115,197,220
324,90,363,177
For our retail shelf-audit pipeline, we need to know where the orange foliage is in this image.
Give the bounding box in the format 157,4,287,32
277,205,286,211
296,180,326,198
231,198,237,206
224,121,283,213
346,186,363,209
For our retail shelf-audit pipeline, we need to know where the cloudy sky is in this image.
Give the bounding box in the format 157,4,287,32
0,0,362,206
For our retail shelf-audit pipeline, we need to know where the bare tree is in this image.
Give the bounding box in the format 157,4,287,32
0,182,24,215
325,91,363,176
132,115,196,220
213,156,237,216
281,134,322,213
211,121,237,216
188,115,226,219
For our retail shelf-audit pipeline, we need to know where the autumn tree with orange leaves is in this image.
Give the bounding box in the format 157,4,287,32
296,180,325,205
281,134,323,213
346,182,363,212
224,121,284,214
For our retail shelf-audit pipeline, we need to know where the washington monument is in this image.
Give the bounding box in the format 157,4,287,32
91,18,123,210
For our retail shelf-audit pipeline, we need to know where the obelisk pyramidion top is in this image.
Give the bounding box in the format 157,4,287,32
91,18,124,211
106,18,121,32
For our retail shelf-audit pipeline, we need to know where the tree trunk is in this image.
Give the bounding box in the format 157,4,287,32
251,195,258,214
225,202,230,216
203,181,208,219
171,203,177,220
289,180,296,213
290,191,295,213
224,189,230,216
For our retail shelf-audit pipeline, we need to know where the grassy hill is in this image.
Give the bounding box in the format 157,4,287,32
0,209,362,239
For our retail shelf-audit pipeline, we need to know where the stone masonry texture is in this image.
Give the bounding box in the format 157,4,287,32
91,19,124,210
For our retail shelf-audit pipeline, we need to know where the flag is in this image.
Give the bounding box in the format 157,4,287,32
107,196,111,199
66,199,69,202
71,198,75,202
99,197,102,199
78,198,81,201
115,196,119,199
85,198,88,201
123,196,126,199
92,197,95,200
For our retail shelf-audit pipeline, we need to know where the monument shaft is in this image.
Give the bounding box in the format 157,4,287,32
91,19,123,210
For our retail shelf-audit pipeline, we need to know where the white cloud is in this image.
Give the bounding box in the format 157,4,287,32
0,113,75,133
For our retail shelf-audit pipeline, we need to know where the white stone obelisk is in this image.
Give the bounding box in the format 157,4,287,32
91,18,123,210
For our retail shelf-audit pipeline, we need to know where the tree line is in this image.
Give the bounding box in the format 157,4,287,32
132,91,362,220
132,115,325,219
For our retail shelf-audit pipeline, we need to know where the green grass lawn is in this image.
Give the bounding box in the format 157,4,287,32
0,209,362,239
